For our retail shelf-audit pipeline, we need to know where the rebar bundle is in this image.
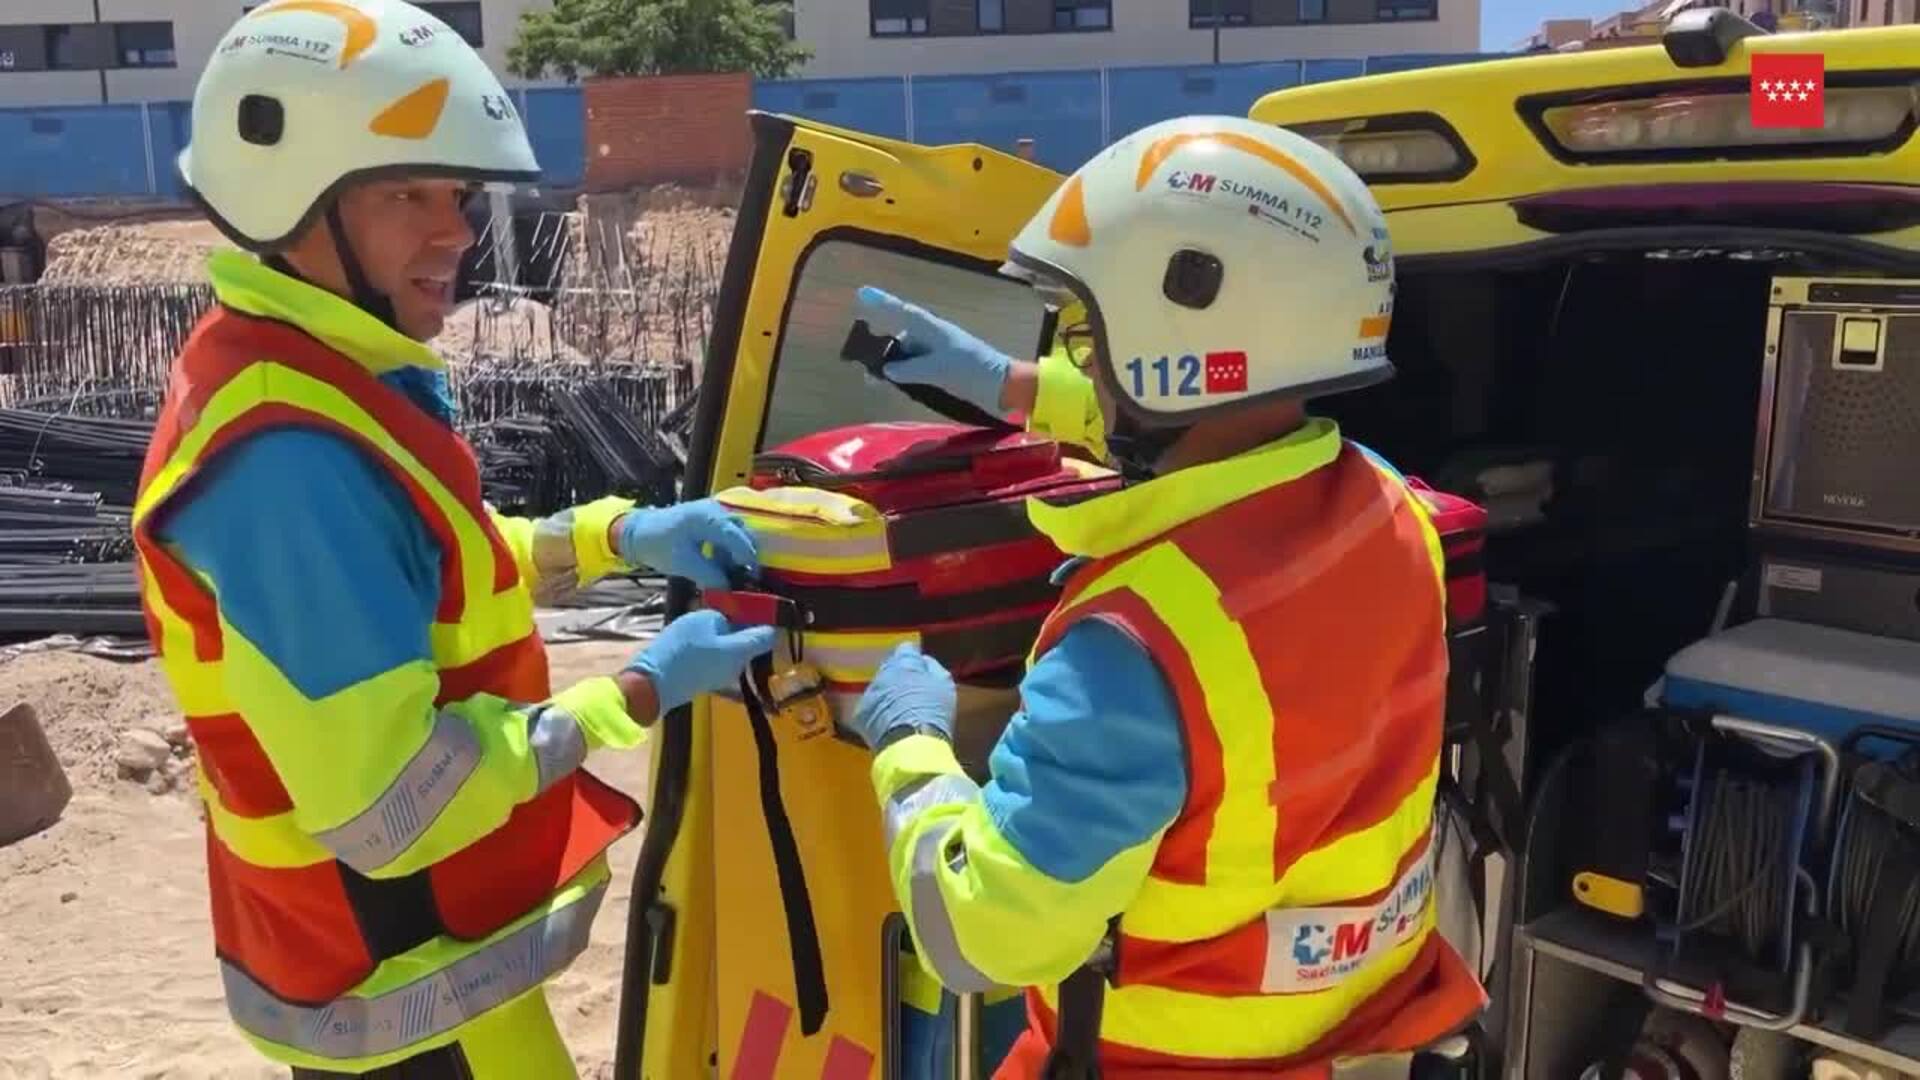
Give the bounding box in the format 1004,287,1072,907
0,482,141,637
0,405,155,508
444,205,723,371
0,562,142,636
459,370,694,516
0,283,207,407
0,199,725,639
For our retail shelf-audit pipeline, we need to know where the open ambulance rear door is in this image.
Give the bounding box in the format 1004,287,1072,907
613,111,1067,1080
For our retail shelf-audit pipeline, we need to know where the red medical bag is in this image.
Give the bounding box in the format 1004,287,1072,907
707,421,1122,704
1409,476,1490,631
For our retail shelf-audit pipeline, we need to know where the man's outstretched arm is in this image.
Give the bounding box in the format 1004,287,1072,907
486,495,635,607
854,286,1109,461
489,495,760,605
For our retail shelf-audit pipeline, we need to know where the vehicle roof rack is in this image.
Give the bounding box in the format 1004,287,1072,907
1663,7,1770,69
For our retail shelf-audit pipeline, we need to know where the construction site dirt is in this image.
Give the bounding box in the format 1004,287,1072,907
0,638,649,1080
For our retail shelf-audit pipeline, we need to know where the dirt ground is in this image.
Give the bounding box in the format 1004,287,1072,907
0,639,651,1080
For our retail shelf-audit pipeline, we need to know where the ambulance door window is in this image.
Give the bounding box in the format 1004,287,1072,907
761,239,1047,450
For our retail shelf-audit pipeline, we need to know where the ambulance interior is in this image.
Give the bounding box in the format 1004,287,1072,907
745,212,1920,1073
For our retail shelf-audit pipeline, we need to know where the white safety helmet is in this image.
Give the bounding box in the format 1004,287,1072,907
179,0,539,253
1005,114,1396,436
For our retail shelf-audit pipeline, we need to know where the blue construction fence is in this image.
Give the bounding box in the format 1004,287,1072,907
0,53,1504,199
0,86,588,201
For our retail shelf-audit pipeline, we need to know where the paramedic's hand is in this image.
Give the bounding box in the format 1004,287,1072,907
848,643,957,750
855,286,1012,416
624,610,776,716
615,499,759,590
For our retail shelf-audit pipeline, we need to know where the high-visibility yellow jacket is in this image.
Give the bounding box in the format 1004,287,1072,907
131,251,648,1072
871,352,1486,1074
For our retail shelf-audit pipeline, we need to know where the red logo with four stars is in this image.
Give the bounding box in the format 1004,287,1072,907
1204,351,1247,394
1750,53,1825,130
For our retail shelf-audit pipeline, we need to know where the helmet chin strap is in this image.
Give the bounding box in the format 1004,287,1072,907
1103,411,1186,483
262,202,403,334
325,202,402,333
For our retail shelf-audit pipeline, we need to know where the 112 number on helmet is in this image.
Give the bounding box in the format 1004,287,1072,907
1128,355,1202,397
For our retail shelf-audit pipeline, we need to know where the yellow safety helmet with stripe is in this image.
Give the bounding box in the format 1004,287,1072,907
179,0,539,253
1004,114,1396,433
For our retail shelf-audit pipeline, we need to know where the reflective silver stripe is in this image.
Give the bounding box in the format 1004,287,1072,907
884,773,979,852
1330,1052,1417,1080
529,512,581,605
312,711,481,875
524,705,586,796
754,529,890,560
809,642,907,676
907,821,997,994
221,878,605,1060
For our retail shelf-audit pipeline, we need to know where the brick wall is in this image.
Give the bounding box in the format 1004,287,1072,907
583,73,754,192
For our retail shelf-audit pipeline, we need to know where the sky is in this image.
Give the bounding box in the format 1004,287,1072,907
1481,0,1646,50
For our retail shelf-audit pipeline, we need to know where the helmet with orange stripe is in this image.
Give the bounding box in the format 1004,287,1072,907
179,0,539,336
1003,115,1395,476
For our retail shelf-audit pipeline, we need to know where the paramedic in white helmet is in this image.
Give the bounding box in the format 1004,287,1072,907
845,115,1487,1076
130,1,772,1075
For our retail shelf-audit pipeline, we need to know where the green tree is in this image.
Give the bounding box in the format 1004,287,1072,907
507,0,811,82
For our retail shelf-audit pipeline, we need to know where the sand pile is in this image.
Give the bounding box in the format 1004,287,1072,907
39,219,230,285
629,203,734,280
2,650,185,797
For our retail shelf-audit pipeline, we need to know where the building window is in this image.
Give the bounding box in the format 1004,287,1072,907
418,2,483,46
871,0,1105,35
1299,0,1327,21
871,0,930,35
115,22,175,67
1190,0,1252,26
1376,0,1437,18
44,25,85,69
1054,0,1111,30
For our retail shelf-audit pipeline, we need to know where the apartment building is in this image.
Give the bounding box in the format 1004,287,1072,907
804,0,1479,77
1846,0,1918,22
0,0,1482,107
1522,0,1910,50
0,0,544,107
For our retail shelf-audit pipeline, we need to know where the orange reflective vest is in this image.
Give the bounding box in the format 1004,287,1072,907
1014,435,1487,1073
131,305,638,1062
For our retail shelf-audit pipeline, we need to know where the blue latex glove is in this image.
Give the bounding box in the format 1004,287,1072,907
626,609,777,714
854,286,1013,416
848,642,958,750
616,499,758,590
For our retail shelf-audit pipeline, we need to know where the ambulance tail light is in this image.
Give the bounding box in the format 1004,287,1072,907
1283,113,1475,183
1526,84,1916,163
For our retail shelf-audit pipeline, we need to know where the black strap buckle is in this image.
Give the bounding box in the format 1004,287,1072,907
1042,925,1117,1079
